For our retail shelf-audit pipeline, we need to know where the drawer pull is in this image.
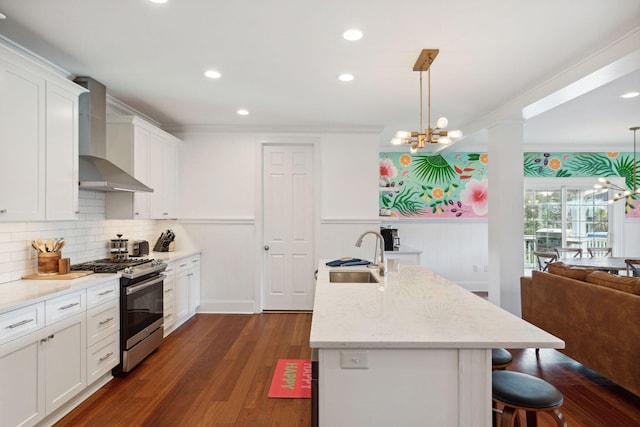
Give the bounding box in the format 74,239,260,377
6,318,34,329
59,302,80,310
179,263,188,267
164,313,173,318
99,352,114,362
98,289,115,296
164,289,173,293
99,317,114,326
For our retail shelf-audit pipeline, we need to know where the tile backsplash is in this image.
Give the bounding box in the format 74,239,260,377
0,190,174,283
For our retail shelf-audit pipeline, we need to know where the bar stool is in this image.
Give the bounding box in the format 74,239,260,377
492,370,567,427
491,348,512,370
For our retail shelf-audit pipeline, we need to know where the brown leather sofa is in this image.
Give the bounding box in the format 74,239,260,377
521,262,640,397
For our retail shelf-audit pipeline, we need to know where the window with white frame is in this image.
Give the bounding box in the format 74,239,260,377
524,178,625,270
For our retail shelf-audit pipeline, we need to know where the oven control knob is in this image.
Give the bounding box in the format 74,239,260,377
124,267,133,274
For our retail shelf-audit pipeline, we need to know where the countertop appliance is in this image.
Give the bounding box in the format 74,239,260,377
70,258,167,374
380,227,399,251
131,240,149,257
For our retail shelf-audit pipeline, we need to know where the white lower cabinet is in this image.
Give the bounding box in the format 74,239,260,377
0,328,44,427
0,278,120,427
163,261,176,336
0,312,85,427
44,314,86,415
165,254,200,336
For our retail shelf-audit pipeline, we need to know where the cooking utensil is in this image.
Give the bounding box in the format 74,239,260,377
53,238,66,252
46,239,54,252
34,238,47,253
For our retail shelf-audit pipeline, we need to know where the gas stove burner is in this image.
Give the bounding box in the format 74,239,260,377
70,258,154,274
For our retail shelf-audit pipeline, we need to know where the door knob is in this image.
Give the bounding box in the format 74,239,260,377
264,245,270,251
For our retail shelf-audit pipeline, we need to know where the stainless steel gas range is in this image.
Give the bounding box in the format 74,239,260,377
71,258,167,375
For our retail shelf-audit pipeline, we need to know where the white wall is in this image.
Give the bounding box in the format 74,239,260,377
176,131,380,313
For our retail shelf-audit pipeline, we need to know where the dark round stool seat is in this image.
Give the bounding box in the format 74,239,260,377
492,348,513,368
492,370,563,409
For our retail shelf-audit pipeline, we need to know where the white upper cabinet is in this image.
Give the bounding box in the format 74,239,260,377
45,81,81,220
0,58,46,221
149,133,179,219
105,115,180,220
0,43,84,222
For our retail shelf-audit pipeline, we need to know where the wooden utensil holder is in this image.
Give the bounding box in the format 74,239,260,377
38,252,61,275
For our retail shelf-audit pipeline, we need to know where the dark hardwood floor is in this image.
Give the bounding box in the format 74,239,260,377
55,314,640,426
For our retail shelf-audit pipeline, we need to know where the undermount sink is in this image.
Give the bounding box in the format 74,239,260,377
329,270,379,283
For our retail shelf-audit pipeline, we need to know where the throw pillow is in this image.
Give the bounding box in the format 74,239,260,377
547,262,596,281
585,271,640,295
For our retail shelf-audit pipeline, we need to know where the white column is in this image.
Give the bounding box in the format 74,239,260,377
487,120,524,315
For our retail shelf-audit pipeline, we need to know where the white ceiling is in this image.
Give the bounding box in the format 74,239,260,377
0,0,638,150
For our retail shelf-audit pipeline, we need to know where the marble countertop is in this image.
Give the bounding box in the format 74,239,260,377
384,245,422,254
309,259,564,349
0,273,120,315
0,251,201,316
151,250,200,263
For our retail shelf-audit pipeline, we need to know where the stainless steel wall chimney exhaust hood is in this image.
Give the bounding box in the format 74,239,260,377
74,77,153,192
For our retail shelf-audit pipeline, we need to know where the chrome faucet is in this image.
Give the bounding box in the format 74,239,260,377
355,230,387,276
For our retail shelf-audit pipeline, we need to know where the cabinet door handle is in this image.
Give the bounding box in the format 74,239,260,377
164,289,173,293
99,352,114,362
179,263,188,267
98,289,115,296
99,317,114,326
59,302,80,310
6,318,34,329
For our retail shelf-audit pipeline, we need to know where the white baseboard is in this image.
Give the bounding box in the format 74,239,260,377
198,299,257,314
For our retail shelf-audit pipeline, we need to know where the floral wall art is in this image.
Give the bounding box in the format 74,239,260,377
379,151,640,219
524,152,640,219
379,152,489,219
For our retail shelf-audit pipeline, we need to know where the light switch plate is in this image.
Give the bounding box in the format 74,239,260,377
340,351,368,369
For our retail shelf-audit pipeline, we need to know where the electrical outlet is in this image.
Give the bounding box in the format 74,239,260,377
340,351,368,369
28,242,36,259
473,265,478,272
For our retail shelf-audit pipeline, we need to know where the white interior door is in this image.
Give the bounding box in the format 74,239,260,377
263,144,315,311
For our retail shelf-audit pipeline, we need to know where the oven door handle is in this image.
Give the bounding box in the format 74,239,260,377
126,274,165,295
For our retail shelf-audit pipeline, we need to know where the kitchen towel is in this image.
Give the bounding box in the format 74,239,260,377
268,359,311,398
325,258,371,267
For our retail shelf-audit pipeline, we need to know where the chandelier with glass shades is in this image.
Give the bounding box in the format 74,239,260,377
391,49,462,152
594,126,640,204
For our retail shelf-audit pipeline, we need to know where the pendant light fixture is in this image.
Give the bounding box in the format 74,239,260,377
594,126,640,204
390,49,462,152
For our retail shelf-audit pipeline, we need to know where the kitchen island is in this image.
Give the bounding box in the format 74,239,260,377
309,260,563,427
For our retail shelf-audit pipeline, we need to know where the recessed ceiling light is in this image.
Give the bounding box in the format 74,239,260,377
204,70,221,79
149,0,168,4
620,91,639,99
342,29,363,41
237,109,249,116
337,73,355,82
0,12,6,19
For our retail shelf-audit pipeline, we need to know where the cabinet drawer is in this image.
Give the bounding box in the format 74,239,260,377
176,259,191,273
0,302,45,346
45,290,85,325
87,280,119,308
87,334,119,385
86,300,119,348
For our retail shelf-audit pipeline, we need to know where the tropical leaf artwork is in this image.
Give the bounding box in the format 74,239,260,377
381,151,640,220
380,186,424,216
412,154,457,183
379,152,488,219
